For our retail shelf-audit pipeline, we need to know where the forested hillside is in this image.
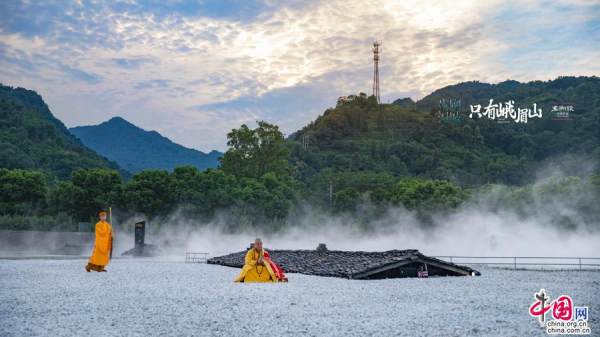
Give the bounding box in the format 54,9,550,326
289,77,600,191
1,78,599,231
0,84,123,179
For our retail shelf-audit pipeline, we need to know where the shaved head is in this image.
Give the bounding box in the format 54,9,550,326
254,238,263,251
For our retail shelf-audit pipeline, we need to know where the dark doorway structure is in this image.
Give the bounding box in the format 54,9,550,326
134,220,145,252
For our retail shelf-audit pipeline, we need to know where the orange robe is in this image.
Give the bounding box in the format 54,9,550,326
88,220,113,268
234,249,277,283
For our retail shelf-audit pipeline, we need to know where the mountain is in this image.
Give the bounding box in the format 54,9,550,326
0,84,124,179
70,117,222,173
392,97,415,108
289,76,600,187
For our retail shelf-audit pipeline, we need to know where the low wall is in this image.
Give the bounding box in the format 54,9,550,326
0,230,95,256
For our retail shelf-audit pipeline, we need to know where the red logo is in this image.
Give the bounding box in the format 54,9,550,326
529,289,573,324
552,296,573,321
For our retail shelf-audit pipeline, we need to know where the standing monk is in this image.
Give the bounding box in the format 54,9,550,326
85,210,113,272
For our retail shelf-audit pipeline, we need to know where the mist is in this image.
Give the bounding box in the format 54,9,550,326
125,203,598,258
121,159,600,258
3,157,598,259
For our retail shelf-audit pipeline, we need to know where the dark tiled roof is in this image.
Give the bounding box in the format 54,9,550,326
207,249,479,279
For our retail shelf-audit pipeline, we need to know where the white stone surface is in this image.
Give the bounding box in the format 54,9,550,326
0,259,598,337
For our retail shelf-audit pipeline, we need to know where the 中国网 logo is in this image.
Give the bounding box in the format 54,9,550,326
529,289,591,335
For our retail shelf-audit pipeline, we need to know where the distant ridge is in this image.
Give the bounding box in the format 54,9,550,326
70,117,222,173
0,84,124,179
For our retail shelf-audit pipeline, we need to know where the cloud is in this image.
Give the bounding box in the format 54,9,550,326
60,65,103,84
0,0,599,152
135,79,171,89
190,78,335,134
111,57,155,69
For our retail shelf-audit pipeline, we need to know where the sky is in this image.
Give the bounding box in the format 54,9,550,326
1,0,599,152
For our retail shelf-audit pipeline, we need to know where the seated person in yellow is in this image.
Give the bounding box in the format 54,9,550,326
234,238,278,282
85,210,113,272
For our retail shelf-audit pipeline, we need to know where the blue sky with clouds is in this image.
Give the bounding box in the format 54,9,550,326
1,0,599,152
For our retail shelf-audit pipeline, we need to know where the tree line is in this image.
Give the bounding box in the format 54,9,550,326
0,121,483,231
2,113,599,232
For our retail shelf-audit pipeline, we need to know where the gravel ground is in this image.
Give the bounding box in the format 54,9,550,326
0,259,598,337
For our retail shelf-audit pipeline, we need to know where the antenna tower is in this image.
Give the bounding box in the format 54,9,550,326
372,41,381,104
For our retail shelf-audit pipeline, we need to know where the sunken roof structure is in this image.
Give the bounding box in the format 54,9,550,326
208,246,480,279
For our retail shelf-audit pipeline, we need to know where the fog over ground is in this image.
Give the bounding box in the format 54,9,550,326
125,159,600,258
140,204,599,258
4,159,596,259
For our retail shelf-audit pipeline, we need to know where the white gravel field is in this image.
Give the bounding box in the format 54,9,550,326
0,258,598,337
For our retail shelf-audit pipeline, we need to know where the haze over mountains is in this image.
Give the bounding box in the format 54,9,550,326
70,117,222,173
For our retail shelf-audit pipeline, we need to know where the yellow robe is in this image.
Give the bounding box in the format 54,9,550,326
234,249,277,283
88,220,113,267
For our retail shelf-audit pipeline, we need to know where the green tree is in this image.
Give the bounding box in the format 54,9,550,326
382,178,465,210
48,181,80,216
196,169,239,214
233,173,296,226
170,166,238,217
123,170,174,217
171,166,203,204
0,168,47,214
334,187,360,212
49,169,122,221
220,121,290,178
